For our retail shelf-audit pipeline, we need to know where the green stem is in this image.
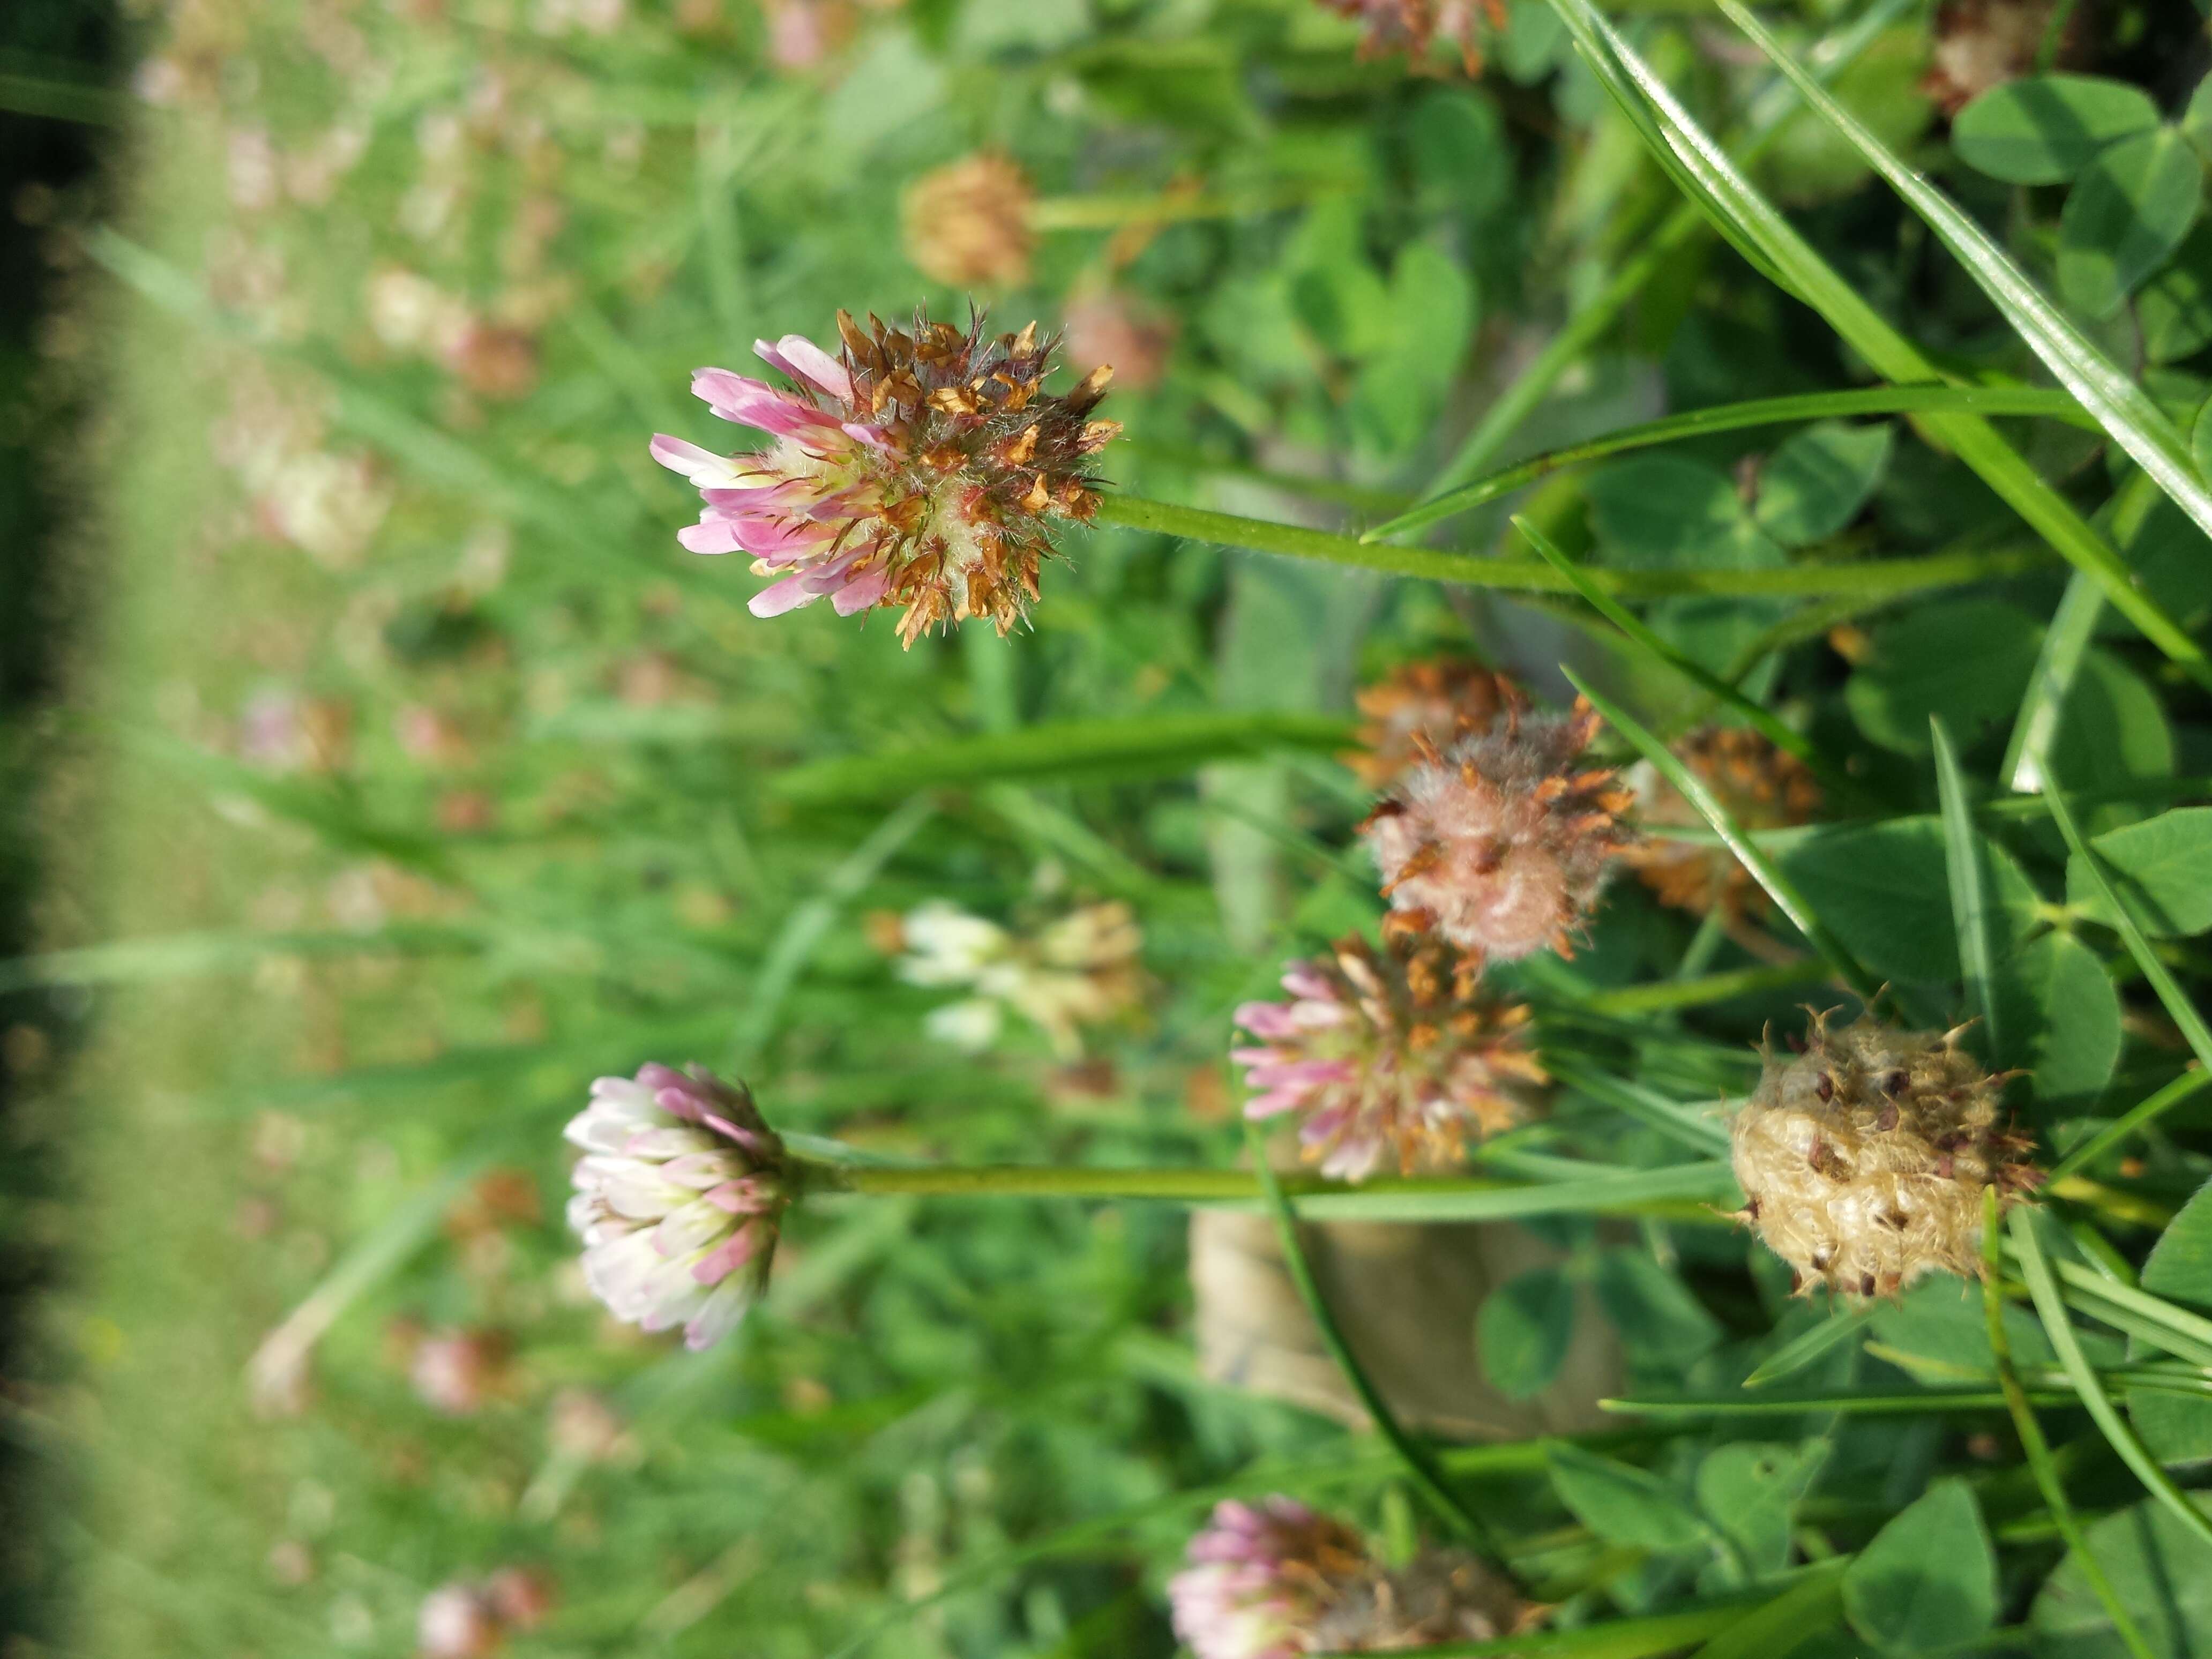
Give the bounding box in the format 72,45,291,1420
1095,492,2045,598
808,1156,1738,1222
1246,1124,1520,1577
1028,183,1344,231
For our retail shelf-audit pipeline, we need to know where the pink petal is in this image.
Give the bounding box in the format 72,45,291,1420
755,333,853,401
749,572,821,617
678,518,745,555
830,566,890,615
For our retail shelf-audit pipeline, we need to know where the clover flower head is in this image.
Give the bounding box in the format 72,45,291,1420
902,151,1035,288
1729,1012,2043,1300
897,897,1145,1058
1318,0,1507,72
1623,727,1821,918
1232,933,1542,1181
651,309,1118,645
1169,1498,1525,1659
563,1064,785,1351
1359,682,1630,961
1346,658,1508,789
1168,1498,1367,1659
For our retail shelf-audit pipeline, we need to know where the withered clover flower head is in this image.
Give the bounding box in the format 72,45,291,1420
1320,0,1507,72
563,1063,786,1351
1232,932,1543,1182
1359,681,1632,962
1169,1497,1523,1659
902,151,1036,288
650,308,1119,646
1344,657,1507,790
1729,1012,2043,1301
1622,726,1821,919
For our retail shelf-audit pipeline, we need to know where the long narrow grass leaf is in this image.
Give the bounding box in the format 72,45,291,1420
2044,785,2212,1072
1514,517,1848,799
1741,1306,1875,1389
1932,715,2002,1058
1540,0,2212,689
1981,1190,2158,1659
1376,385,2086,541
2047,1069,2212,1184
1688,1560,1849,1659
1247,1124,1514,1571
1560,668,1881,1002
2008,1208,2212,1550
771,712,1356,805
1722,0,2212,544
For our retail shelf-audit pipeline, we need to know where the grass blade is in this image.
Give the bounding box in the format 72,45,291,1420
2047,1260,2212,1369
2044,784,2212,1073
2046,1069,2212,1184
770,711,1356,805
1981,1191,2158,1659
1575,959,1831,1016
2008,1207,2212,1551
1374,385,2087,541
1247,1124,1517,1573
1931,714,2002,1059
1722,0,2212,545
1546,1059,1732,1158
1539,0,2212,691
1741,1305,1875,1390
1560,667,1882,1003
1322,1598,1790,1659
1513,515,1846,795
1604,1387,2059,1417
1688,1560,1848,1659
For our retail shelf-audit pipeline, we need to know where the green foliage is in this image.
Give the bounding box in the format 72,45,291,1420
1475,1266,1576,1400
1842,1480,1999,1654
1952,76,2162,184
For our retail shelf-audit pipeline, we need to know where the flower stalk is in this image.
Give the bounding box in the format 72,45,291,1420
1090,492,2047,600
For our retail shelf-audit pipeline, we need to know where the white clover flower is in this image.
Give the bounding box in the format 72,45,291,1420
896,899,1143,1058
563,1064,785,1351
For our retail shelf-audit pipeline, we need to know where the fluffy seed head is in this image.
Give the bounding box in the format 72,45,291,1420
1232,933,1543,1181
563,1064,786,1351
1169,1498,1522,1659
1318,0,1507,72
1358,683,1630,961
1623,727,1820,918
1729,1012,2043,1300
902,152,1036,288
1345,659,1507,790
650,309,1119,645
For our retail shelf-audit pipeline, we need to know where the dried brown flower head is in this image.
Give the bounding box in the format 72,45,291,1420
1623,728,1820,918
1320,0,1507,73
1925,0,2080,114
1359,683,1630,961
1310,1548,1525,1651
652,309,1119,643
1062,290,1176,393
1346,659,1508,789
1729,1012,2043,1300
903,152,1036,288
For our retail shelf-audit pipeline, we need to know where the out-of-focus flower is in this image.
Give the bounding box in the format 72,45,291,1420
902,153,1035,288
1730,1012,2043,1300
763,0,857,68
650,310,1118,644
563,1065,785,1351
1062,290,1176,393
1319,0,1506,72
417,1583,503,1659
1345,659,1506,790
1232,933,1540,1180
1170,1498,1522,1659
897,898,1145,1058
407,1327,512,1416
255,451,394,569
545,1387,626,1462
442,322,540,400
1359,682,1630,962
484,1568,556,1631
237,688,354,774
1621,728,1819,918
1925,0,2074,113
